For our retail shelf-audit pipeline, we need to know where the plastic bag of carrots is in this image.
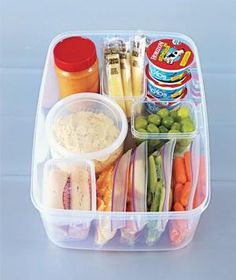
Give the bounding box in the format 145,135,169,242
169,136,202,246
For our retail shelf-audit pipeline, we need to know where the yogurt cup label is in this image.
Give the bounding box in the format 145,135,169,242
145,65,190,102
147,39,194,71
145,94,181,113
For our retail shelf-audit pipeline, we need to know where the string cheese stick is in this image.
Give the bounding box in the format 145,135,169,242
119,41,133,118
131,35,146,97
104,44,126,113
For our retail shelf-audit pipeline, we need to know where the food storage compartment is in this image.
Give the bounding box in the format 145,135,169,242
31,31,210,251
32,158,97,241
40,210,203,250
101,34,147,119
42,158,96,211
131,99,198,141
45,93,128,173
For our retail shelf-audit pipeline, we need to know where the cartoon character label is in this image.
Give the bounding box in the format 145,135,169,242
147,39,194,71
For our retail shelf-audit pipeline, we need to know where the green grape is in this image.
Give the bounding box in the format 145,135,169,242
168,129,180,139
181,118,195,133
147,114,161,126
147,124,159,133
168,129,180,134
178,139,191,147
177,107,190,119
137,128,147,133
135,116,148,130
159,125,169,133
170,110,178,120
162,116,174,129
157,108,169,119
171,122,181,131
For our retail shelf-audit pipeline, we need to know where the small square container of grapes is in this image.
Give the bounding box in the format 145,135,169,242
131,100,198,142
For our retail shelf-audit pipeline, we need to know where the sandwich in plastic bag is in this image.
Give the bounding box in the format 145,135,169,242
43,159,96,240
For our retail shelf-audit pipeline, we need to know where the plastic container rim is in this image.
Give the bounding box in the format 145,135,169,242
30,30,211,225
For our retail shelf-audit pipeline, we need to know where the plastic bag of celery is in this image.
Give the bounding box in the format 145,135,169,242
120,141,148,245
145,139,176,246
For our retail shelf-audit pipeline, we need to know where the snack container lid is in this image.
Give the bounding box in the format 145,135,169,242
53,36,97,72
146,39,194,71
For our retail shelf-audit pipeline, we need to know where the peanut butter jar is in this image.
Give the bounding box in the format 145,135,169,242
53,36,100,98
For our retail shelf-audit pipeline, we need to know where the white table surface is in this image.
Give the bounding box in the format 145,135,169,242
1,0,236,279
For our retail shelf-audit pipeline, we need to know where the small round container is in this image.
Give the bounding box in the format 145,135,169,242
145,65,190,102
146,39,194,82
46,93,128,173
53,36,100,98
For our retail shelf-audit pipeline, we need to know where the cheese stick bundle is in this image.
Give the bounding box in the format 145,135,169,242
103,40,126,113
103,34,146,118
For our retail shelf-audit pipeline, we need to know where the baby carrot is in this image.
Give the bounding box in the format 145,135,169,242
184,151,192,182
174,157,187,184
174,183,183,203
173,202,185,211
180,181,191,207
97,198,105,211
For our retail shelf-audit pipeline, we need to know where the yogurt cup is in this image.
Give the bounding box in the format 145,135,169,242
145,92,183,114
146,39,194,82
145,65,191,102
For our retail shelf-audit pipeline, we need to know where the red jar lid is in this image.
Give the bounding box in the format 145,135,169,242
53,36,97,72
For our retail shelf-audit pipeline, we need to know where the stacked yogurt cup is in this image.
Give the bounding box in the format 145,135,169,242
145,38,194,112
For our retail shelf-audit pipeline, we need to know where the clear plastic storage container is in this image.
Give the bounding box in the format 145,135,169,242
45,93,128,173
31,31,210,251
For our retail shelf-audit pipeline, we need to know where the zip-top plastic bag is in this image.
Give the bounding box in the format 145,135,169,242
169,135,200,246
42,159,96,241
193,154,207,208
120,141,148,245
95,149,132,246
145,139,176,246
